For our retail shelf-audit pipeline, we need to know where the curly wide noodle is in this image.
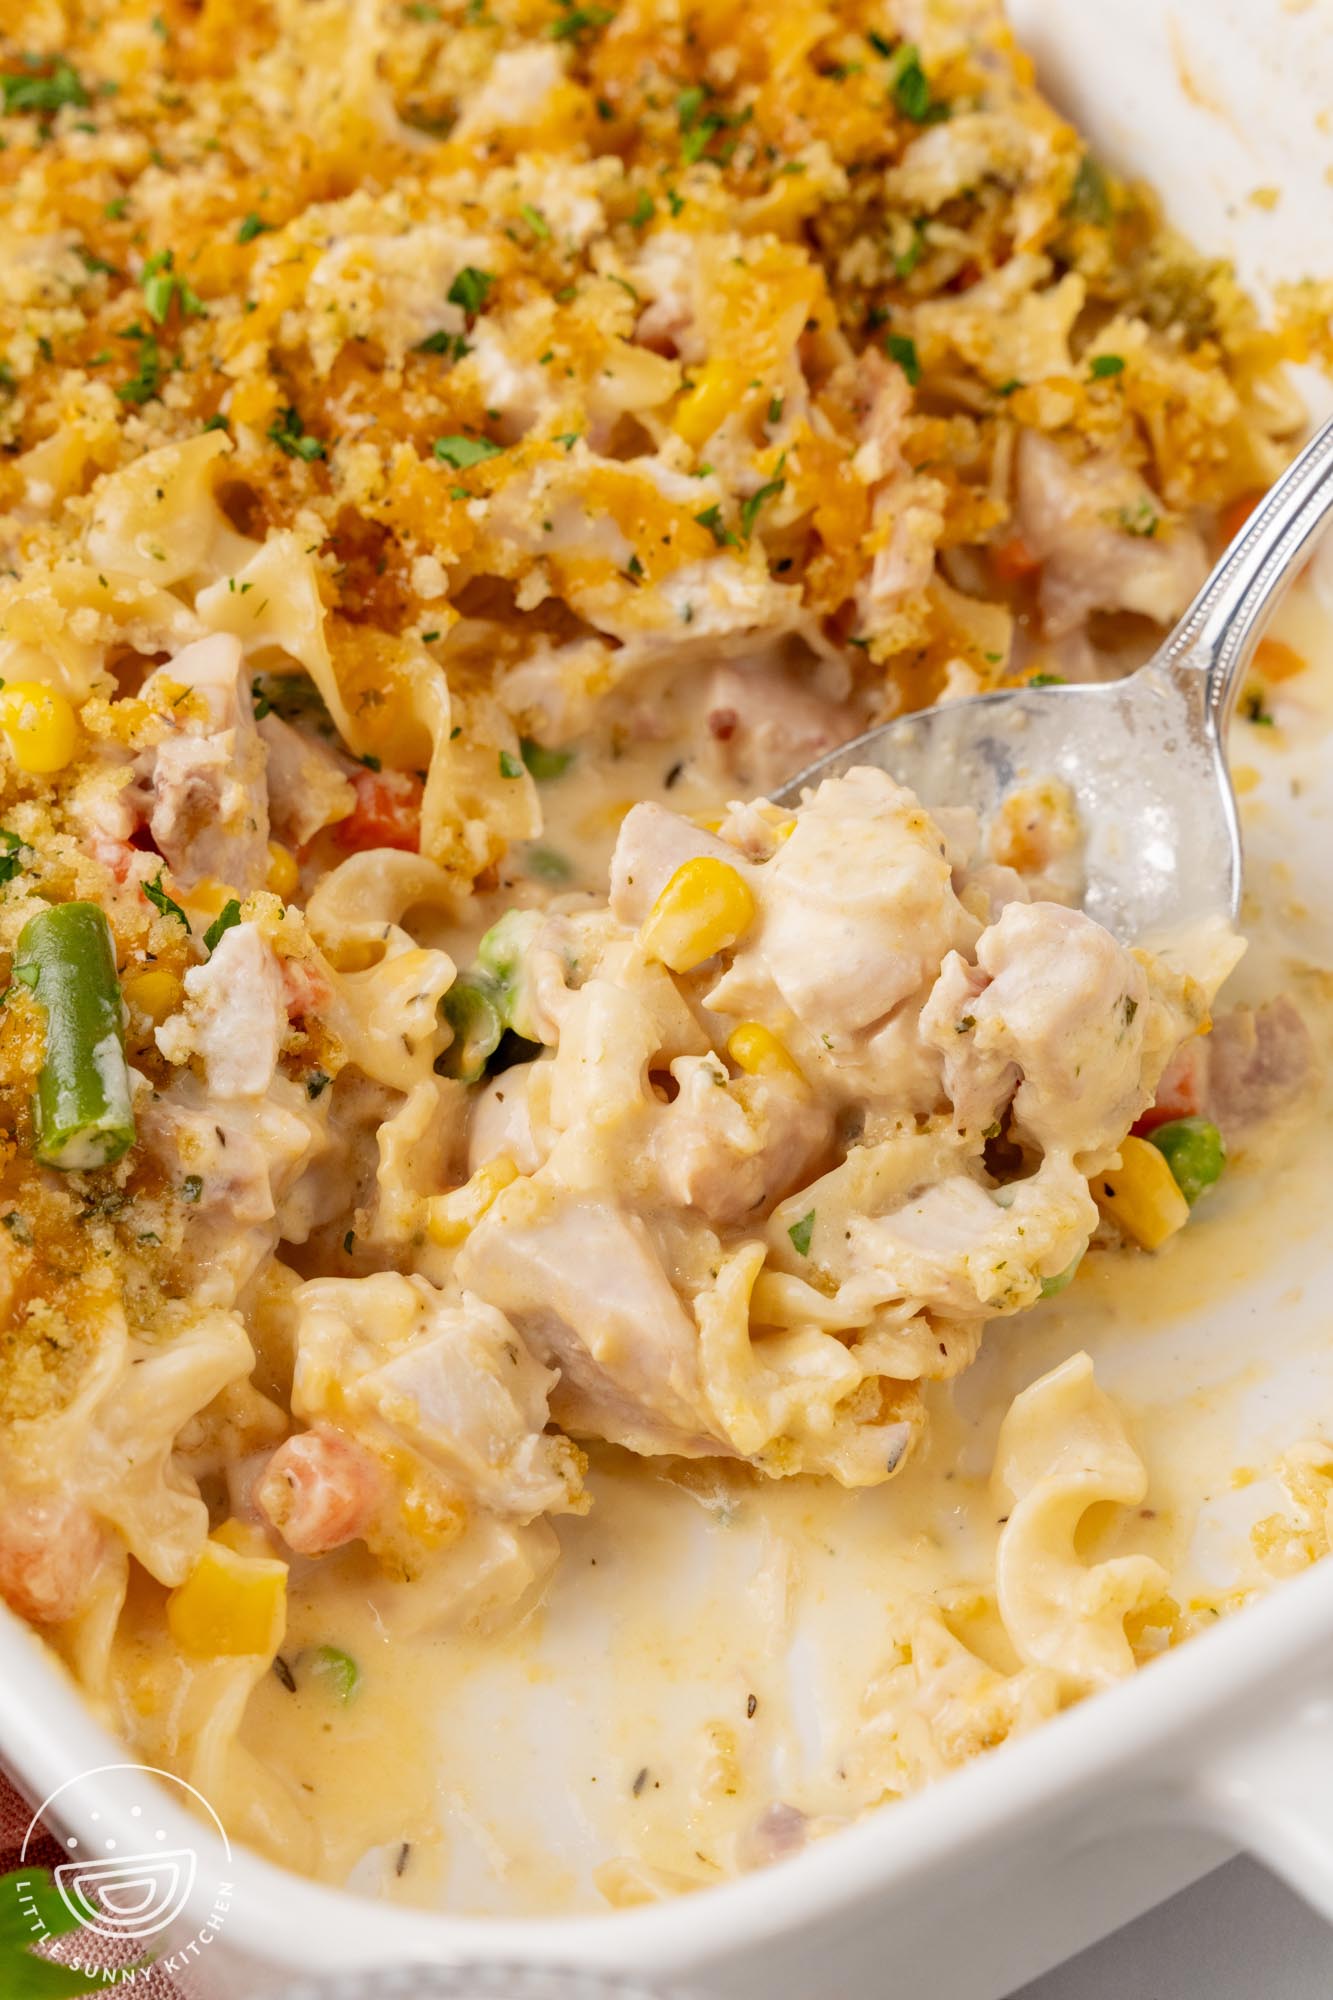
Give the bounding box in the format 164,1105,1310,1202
0,0,1308,1881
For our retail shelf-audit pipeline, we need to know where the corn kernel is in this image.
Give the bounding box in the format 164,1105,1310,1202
123,967,183,1024
425,1154,519,1247
166,1536,287,1658
726,1021,804,1082
0,681,79,775
266,840,300,900
640,856,756,973
183,876,238,924
1094,1135,1190,1251
674,361,748,450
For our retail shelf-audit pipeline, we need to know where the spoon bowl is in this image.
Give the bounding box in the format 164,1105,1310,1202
776,415,1333,945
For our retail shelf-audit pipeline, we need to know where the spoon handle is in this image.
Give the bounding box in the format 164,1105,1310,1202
1158,412,1333,725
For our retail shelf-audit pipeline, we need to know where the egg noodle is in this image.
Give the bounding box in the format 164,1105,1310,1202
0,0,1319,1895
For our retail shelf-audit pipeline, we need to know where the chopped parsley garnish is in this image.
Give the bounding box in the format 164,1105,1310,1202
498,749,524,779
629,191,655,228
181,1173,204,1204
1,58,88,116
0,829,25,885
117,327,162,405
520,202,551,239
520,736,575,781
1116,498,1158,538
446,265,495,314
1089,353,1125,379
548,2,612,38
1026,671,1066,687
237,211,272,244
143,871,191,932
767,393,783,426
694,503,737,547
1241,687,1275,727
888,43,948,124
788,1210,816,1257
416,328,469,359
268,405,326,460
1,1210,33,1245
740,475,785,539
202,412,230,432
433,433,502,469
306,1070,331,1100
884,331,921,385
203,898,243,954
553,430,580,451
1067,153,1112,227
677,83,736,163
141,247,203,324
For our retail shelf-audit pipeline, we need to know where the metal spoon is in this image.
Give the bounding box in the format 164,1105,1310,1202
775,415,1333,944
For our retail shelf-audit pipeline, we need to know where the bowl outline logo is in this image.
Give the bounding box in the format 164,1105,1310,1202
53,1845,198,1942
21,1762,232,1955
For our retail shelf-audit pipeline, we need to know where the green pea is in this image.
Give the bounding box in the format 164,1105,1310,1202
1039,1248,1085,1299
438,972,504,1082
1148,1116,1225,1205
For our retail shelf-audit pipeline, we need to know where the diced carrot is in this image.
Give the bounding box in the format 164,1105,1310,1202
333,768,423,853
1219,490,1265,544
1132,1041,1205,1135
1253,636,1306,683
991,535,1041,583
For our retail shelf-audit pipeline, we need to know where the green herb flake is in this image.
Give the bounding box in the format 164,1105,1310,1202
520,202,551,239
629,191,655,228
889,43,947,124
306,1070,331,1100
520,736,575,781
694,503,736,547
788,1210,816,1258
548,3,612,38
884,331,921,386
237,210,271,244
181,1173,204,1204
433,433,503,469
203,898,243,954
446,265,495,314
268,405,326,460
143,870,191,932
740,475,785,539
1089,353,1125,379
1067,153,1112,227
498,749,525,779
1,59,89,116
0,830,25,886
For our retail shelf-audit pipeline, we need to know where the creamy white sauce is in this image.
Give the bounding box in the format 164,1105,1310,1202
237,580,1333,1916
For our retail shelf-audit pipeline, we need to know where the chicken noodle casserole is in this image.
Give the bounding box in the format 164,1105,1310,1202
0,0,1322,1899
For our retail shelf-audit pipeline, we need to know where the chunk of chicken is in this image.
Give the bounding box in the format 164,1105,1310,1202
650,1056,833,1226
255,1426,386,1557
1015,431,1207,639
609,804,747,928
137,632,270,891
289,1272,585,1524
258,713,355,847
459,1185,722,1458
710,767,978,1042
921,901,1153,1163
155,921,288,1098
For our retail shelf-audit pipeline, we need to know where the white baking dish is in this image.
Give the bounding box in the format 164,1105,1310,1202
5,3,1333,1993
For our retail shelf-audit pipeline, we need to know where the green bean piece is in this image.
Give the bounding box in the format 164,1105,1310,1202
438,971,504,1082
1149,1116,1226,1205
15,902,135,1169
